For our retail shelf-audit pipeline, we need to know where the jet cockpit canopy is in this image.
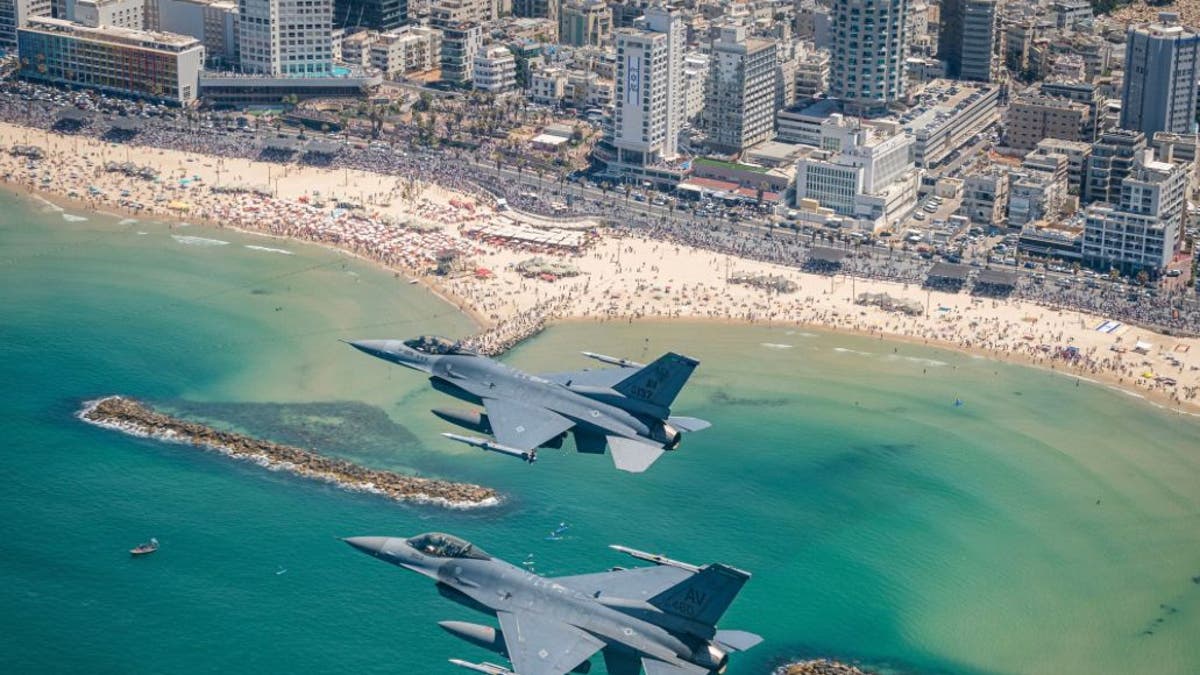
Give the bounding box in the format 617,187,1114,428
406,532,490,560
403,335,477,356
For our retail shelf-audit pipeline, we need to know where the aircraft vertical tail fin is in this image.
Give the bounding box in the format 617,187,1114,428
612,353,699,409
647,563,750,628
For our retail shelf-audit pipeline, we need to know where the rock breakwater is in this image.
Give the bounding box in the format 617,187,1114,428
775,660,878,675
78,396,499,509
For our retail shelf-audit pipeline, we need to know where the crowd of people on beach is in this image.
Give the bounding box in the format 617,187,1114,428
3,78,1200,410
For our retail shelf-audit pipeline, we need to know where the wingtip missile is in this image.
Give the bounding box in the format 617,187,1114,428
447,660,516,675
581,351,644,368
608,544,701,573
441,433,536,464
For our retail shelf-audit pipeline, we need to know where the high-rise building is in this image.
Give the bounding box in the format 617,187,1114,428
153,0,240,69
558,0,609,47
238,0,333,76
1,0,52,47
333,0,406,31
1084,129,1147,205
611,3,684,170
703,25,776,154
938,0,996,82
829,0,908,115
1120,12,1200,138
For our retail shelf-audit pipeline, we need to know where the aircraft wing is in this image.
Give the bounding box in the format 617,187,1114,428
496,610,605,675
552,565,695,601
538,367,632,389
482,398,575,453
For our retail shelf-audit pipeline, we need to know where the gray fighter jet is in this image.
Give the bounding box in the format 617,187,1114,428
343,533,762,675
346,336,711,472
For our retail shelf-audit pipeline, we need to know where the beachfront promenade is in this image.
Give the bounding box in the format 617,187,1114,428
2,109,1200,412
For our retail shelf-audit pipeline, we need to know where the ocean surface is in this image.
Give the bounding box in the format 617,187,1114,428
2,188,1199,675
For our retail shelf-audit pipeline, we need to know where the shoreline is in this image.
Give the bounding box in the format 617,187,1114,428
554,314,1200,418
4,120,1199,414
77,396,500,509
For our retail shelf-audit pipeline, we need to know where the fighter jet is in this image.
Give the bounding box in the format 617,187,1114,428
345,336,710,472
343,533,762,675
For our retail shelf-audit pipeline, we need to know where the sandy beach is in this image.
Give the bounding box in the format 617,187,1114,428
4,120,1200,413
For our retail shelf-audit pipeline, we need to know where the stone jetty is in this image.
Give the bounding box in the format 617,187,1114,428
79,396,499,509
775,660,878,675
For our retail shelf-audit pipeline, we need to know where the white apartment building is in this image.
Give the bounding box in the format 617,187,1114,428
530,64,566,104
370,25,440,77
472,43,515,93
1083,149,1188,273
238,0,333,76
793,114,918,231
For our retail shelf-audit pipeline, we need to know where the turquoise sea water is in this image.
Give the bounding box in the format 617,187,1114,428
2,189,1200,674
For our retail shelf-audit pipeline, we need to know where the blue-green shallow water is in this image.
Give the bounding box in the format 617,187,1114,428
3,189,1200,674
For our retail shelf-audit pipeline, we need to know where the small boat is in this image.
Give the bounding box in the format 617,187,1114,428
130,537,159,556
545,522,570,541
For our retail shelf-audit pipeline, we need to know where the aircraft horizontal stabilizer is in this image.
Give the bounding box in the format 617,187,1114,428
713,630,764,652
666,416,711,433
608,436,665,473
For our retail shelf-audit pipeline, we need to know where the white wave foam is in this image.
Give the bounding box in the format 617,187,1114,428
34,195,64,212
172,234,229,247
761,342,793,350
1106,386,1145,399
75,397,497,510
245,245,294,255
886,354,948,367
833,347,873,356
136,231,148,236
61,213,88,222
118,218,139,226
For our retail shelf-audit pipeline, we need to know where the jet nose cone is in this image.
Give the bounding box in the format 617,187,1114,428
342,536,391,557
347,339,391,357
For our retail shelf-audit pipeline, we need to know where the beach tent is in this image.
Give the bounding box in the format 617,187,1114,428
1134,341,1153,354
803,246,850,274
